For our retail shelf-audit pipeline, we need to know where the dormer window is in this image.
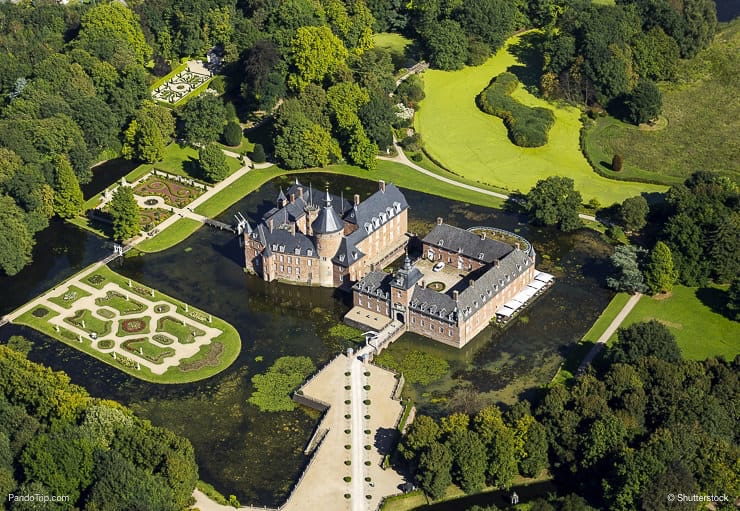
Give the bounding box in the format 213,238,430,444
272,244,278,251
351,251,358,260
364,223,372,233
307,249,313,256
295,248,301,255
380,213,387,223
393,202,401,213
279,245,285,253
339,254,346,262
479,252,485,259
372,217,380,228
438,240,444,247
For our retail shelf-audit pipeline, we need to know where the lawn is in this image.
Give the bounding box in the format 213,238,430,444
616,285,739,361
65,309,112,337
415,31,666,205
583,21,739,185
48,285,91,309
156,316,205,344
373,32,416,70
136,218,203,253
94,290,147,315
127,143,242,184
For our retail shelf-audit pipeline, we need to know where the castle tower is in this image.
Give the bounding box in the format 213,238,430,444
389,255,423,322
312,190,344,286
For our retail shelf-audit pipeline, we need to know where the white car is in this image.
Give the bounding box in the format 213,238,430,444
432,262,445,272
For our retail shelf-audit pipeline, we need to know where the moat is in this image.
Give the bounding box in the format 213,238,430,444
0,172,613,506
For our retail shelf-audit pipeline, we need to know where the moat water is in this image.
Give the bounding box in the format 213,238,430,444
0,173,613,506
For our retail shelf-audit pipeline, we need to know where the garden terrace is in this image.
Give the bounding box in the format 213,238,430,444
15,265,241,383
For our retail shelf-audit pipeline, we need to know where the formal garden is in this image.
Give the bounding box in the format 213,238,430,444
151,61,212,105
15,265,241,383
133,174,205,208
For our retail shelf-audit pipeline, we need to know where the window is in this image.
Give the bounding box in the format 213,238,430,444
448,329,453,336
296,266,300,274
287,256,292,263
411,317,415,324
358,297,363,306
421,320,425,327
287,267,292,274
279,255,284,262
308,260,312,266
280,265,284,272
439,327,443,333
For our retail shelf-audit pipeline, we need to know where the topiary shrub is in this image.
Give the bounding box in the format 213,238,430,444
343,476,351,482
477,72,555,147
222,121,242,147
612,153,624,172
250,143,266,163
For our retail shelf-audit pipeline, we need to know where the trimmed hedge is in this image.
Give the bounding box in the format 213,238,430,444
477,72,555,147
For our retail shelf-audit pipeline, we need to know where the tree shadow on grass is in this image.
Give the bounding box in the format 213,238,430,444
183,157,202,180
506,32,546,89
695,287,731,319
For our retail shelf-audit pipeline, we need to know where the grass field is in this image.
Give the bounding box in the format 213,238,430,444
136,218,203,253
373,32,416,70
128,143,243,183
617,285,739,361
416,32,666,205
584,21,739,184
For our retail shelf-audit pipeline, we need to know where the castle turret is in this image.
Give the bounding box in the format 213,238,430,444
313,190,344,286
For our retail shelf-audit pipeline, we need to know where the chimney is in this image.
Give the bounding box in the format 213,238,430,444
267,218,274,232
290,193,295,204
452,290,459,301
354,194,360,206
379,180,386,192
436,217,443,225
297,187,303,198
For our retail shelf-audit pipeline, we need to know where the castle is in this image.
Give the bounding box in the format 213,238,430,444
349,219,539,348
243,181,547,348
243,179,409,287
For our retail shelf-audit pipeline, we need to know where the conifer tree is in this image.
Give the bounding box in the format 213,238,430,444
52,156,84,219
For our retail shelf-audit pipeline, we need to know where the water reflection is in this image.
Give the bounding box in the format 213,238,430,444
0,172,613,505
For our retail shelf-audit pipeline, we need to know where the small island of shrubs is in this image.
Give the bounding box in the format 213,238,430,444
477,72,555,148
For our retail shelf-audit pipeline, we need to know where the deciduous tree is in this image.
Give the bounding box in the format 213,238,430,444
611,320,681,365
198,144,230,182
417,441,453,500
525,176,583,231
0,195,35,276
289,26,348,90
620,195,648,232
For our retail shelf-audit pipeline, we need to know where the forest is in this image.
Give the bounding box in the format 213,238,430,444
0,339,198,510
0,0,721,276
398,320,739,510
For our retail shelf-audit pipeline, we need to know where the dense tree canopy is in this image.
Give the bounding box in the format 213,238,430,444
525,176,583,231
199,143,230,182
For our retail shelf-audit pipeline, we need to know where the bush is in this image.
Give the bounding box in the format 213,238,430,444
612,154,624,172
222,121,242,147
250,143,266,163
477,72,555,147
209,75,226,94
344,476,351,482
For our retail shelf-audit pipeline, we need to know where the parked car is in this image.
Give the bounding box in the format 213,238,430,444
432,262,445,272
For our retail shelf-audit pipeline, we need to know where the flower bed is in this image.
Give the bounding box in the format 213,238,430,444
120,318,146,333
97,339,114,349
121,338,175,364
134,176,203,208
